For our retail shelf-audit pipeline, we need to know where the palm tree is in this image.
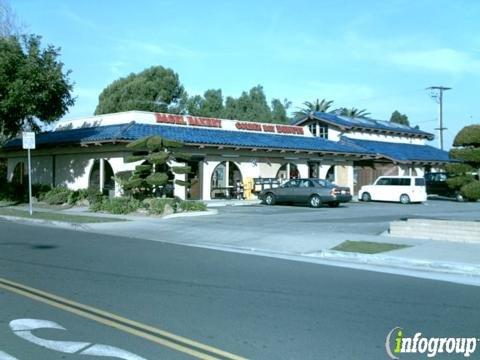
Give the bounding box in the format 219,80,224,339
339,107,371,118
293,99,334,119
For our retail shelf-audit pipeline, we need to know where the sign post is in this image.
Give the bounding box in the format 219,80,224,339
22,132,35,216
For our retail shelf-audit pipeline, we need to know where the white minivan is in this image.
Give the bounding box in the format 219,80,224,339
358,176,427,204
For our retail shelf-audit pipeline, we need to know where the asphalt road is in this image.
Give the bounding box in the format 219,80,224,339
1,220,480,359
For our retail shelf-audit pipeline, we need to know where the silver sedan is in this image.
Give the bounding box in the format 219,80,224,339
259,178,352,208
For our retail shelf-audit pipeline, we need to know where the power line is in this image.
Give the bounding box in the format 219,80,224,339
426,86,451,150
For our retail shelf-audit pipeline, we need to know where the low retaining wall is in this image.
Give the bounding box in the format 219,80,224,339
389,218,480,243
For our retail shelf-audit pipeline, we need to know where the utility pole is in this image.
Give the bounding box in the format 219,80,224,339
426,86,451,150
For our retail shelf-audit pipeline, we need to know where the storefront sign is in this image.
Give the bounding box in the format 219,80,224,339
155,113,222,128
235,122,304,135
155,113,304,135
155,113,186,125
186,116,222,128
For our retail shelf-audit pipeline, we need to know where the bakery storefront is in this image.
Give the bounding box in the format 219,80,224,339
1,111,378,200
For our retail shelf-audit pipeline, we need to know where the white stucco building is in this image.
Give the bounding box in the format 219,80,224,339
1,111,451,200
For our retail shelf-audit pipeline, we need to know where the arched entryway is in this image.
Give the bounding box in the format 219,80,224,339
276,163,299,181
12,162,27,185
210,161,242,199
89,159,115,194
326,165,335,182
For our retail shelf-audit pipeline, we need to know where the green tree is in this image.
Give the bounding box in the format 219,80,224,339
340,107,371,118
223,85,272,122
446,124,480,201
94,66,186,115
186,89,224,118
390,110,410,126
293,99,334,119
117,136,191,198
0,34,74,142
270,98,290,124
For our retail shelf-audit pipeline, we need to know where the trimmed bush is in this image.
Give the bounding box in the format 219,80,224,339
91,197,141,214
144,198,179,215
0,182,26,202
32,184,52,201
43,186,72,205
67,188,103,206
146,136,162,151
461,181,480,201
179,200,207,212
146,173,169,186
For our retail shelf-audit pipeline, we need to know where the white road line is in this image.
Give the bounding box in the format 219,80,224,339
10,319,90,353
9,318,148,359
0,351,19,360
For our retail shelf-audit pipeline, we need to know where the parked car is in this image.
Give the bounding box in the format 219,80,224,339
424,172,464,201
358,176,427,204
259,178,352,208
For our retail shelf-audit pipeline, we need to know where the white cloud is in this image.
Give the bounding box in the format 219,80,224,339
388,48,480,74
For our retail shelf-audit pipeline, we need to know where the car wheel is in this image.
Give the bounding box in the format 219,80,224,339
328,202,340,208
361,192,371,202
309,195,322,208
455,192,464,202
400,194,410,204
264,193,276,205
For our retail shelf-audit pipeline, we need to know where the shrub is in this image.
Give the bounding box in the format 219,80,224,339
179,200,207,212
461,181,480,201
43,186,72,205
32,184,52,201
92,197,141,214
144,197,179,215
68,187,104,206
0,182,26,202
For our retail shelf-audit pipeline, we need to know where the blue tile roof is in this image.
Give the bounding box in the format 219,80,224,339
292,111,434,139
341,137,451,163
2,122,371,155
2,123,134,148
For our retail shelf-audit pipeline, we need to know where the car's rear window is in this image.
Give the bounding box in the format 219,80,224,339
314,179,334,188
415,178,426,186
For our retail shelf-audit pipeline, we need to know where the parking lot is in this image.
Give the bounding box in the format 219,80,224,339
205,197,480,236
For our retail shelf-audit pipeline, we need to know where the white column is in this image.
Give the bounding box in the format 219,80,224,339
99,159,105,193
225,161,230,198
172,161,186,200
286,163,290,179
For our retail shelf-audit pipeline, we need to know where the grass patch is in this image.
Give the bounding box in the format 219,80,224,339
0,200,17,207
332,240,411,254
0,208,126,223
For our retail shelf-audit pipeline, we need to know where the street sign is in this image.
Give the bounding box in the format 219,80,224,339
22,132,35,215
22,132,36,149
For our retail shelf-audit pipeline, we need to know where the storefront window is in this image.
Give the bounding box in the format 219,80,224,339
276,163,299,180
326,165,335,182
211,162,242,199
89,159,115,193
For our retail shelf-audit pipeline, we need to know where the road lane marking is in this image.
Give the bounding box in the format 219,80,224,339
11,319,91,353
0,277,246,360
10,318,147,360
0,351,18,360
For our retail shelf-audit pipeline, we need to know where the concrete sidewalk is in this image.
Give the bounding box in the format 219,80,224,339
3,204,480,285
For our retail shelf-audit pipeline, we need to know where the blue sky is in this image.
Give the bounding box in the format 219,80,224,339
11,0,480,149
